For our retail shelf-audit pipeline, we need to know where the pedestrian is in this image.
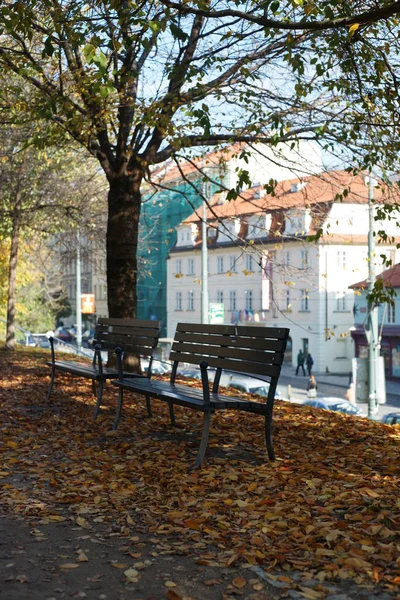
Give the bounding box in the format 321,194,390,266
306,352,314,376
296,350,306,376
307,375,317,398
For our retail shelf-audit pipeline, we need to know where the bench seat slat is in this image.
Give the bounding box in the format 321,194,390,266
170,342,284,365
174,331,286,352
95,328,161,340
46,361,146,381
113,378,268,414
176,322,289,340
97,318,158,328
169,353,280,378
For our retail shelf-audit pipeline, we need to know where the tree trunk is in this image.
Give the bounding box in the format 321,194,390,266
106,170,142,318
6,210,20,350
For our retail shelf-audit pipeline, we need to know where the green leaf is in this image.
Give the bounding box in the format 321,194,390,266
170,23,188,41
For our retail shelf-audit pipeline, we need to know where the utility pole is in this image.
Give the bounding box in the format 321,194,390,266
76,229,82,350
366,175,379,418
201,180,209,324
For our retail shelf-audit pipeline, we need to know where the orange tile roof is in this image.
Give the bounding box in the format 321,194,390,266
350,263,400,289
148,143,243,186
183,170,399,224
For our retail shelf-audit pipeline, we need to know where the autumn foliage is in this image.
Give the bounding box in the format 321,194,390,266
0,349,399,596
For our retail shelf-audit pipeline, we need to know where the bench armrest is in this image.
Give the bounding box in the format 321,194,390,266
93,344,104,376
200,361,210,404
114,347,124,379
49,336,55,365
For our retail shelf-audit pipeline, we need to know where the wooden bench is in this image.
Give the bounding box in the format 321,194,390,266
112,323,289,466
46,318,162,419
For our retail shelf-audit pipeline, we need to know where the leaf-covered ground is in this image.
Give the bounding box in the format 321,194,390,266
0,349,399,599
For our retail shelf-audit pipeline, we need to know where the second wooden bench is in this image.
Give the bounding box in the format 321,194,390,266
112,322,289,466
46,318,162,419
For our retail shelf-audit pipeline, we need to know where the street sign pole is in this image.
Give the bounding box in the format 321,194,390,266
201,183,209,324
366,176,379,417
76,229,82,350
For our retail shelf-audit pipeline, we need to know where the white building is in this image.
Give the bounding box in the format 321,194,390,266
167,171,400,373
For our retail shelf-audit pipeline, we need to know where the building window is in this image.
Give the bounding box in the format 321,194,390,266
337,251,347,269
300,289,309,311
285,289,291,311
187,258,195,276
301,250,309,269
245,290,253,311
229,290,237,311
217,290,224,304
176,259,182,274
388,302,396,323
217,256,224,274
336,291,347,311
229,255,237,273
187,290,194,311
175,291,182,311
246,254,254,272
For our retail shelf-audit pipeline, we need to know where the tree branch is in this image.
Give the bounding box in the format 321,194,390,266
159,1,400,31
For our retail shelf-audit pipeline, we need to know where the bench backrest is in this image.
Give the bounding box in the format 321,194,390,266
94,318,162,357
170,323,289,394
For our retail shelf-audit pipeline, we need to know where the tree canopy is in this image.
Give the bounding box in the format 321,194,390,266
0,0,399,318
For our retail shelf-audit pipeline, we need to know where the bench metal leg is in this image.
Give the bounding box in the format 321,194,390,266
113,388,124,430
146,396,152,417
93,380,104,420
46,368,56,403
168,403,176,426
92,380,97,397
194,412,211,468
265,414,275,461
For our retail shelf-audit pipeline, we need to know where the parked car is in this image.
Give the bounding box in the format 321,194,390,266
55,326,74,343
141,358,172,376
303,397,364,416
16,332,36,347
31,333,51,348
227,375,283,400
382,412,400,425
82,329,95,348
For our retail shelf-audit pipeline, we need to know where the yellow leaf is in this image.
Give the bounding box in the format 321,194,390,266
59,563,80,569
47,515,66,522
165,581,177,588
76,516,90,529
112,563,128,569
6,441,18,449
349,23,360,35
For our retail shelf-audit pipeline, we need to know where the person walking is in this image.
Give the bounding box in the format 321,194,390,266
296,350,306,376
306,352,314,376
307,375,317,398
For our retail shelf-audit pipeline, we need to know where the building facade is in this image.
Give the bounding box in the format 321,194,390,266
167,172,400,373
350,263,400,380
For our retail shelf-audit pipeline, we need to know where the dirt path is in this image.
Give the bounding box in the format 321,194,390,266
0,512,286,600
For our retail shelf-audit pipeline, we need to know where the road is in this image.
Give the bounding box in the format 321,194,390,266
277,364,400,421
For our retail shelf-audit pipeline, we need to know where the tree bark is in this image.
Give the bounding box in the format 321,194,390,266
106,169,142,319
6,209,20,350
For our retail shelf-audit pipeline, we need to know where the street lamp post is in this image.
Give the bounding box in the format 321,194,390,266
201,182,209,324
76,229,82,350
365,175,379,418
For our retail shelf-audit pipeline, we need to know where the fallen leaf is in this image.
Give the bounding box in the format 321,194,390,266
124,568,139,582
232,576,247,589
